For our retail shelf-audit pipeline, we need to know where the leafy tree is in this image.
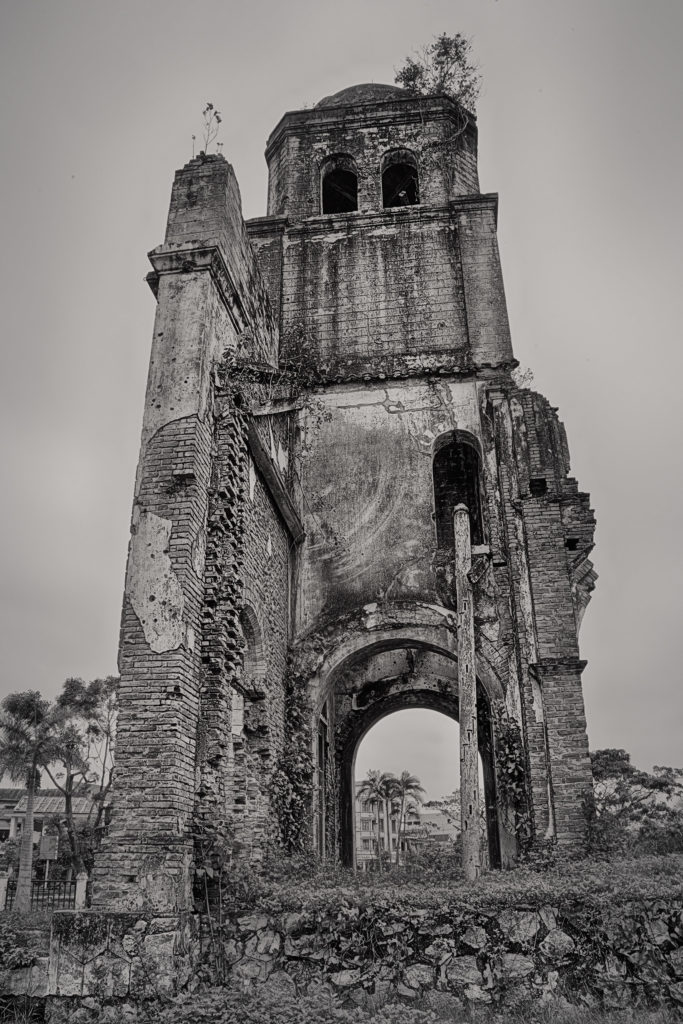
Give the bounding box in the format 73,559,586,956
45,676,118,875
588,748,683,856
394,32,481,111
0,692,64,911
356,770,396,872
392,771,425,865
0,677,118,906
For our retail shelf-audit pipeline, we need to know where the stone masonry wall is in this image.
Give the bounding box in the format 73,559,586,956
217,895,683,1013
10,891,680,1017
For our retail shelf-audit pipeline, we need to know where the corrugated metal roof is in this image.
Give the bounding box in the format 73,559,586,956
11,793,94,815
0,789,24,804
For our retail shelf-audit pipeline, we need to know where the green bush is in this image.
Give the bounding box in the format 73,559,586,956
218,852,683,920
89,988,680,1024
151,987,439,1023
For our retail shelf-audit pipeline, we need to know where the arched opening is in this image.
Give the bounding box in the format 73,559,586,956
348,705,499,872
382,149,419,208
354,710,491,871
233,606,267,751
321,155,358,214
326,639,502,871
433,433,484,548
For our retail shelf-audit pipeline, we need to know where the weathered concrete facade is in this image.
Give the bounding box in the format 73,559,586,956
94,81,596,913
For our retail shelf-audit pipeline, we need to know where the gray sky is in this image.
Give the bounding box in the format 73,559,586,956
1,0,681,798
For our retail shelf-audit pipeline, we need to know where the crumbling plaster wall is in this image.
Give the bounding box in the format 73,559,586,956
248,196,511,382
294,378,487,631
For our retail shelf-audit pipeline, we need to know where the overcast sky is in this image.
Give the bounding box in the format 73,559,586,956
1,0,681,800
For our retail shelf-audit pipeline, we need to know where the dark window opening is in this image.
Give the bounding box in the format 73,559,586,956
433,439,484,548
529,477,548,497
382,162,419,208
565,537,579,551
322,168,358,214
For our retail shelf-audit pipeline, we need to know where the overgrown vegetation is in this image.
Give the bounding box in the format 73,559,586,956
84,987,681,1024
213,851,683,921
395,32,481,111
585,749,683,858
269,659,314,853
492,706,532,851
0,926,36,970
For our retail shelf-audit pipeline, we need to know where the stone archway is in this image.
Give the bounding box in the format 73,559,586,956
318,638,505,870
292,602,516,869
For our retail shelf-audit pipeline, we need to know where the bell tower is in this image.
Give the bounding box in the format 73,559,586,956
247,82,596,866
96,81,596,912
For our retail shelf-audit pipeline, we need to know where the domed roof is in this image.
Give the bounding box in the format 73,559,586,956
315,83,407,108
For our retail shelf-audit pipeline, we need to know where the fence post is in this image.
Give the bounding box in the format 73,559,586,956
75,872,88,910
0,871,7,911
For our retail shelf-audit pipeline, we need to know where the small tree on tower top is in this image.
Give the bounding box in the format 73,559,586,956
394,33,481,112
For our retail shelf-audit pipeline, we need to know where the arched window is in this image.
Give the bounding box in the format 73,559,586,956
232,605,266,738
432,434,484,548
321,155,358,214
381,149,419,208
231,688,244,738
239,606,266,689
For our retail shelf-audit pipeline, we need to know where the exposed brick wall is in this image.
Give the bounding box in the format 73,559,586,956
92,274,220,913
230,449,291,857
197,407,248,824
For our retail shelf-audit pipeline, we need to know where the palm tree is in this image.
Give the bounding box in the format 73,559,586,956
356,770,396,872
393,771,425,865
0,692,63,912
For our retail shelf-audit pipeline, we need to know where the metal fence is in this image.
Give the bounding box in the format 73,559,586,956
5,878,77,911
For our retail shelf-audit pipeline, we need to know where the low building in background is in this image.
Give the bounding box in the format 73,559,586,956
0,789,24,842
354,784,459,869
403,804,460,853
0,788,96,844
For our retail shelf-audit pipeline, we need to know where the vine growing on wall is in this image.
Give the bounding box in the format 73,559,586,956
492,703,533,850
269,658,314,853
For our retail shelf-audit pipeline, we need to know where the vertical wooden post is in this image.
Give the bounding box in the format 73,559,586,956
454,504,481,880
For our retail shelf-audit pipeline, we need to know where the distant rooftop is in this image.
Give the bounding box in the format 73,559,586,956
12,792,94,816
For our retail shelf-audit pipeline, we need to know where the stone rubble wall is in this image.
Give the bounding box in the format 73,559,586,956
216,897,683,1012
4,896,683,1017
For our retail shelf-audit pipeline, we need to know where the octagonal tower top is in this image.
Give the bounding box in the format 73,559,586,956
264,82,479,221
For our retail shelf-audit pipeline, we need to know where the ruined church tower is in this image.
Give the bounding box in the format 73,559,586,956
93,83,596,913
